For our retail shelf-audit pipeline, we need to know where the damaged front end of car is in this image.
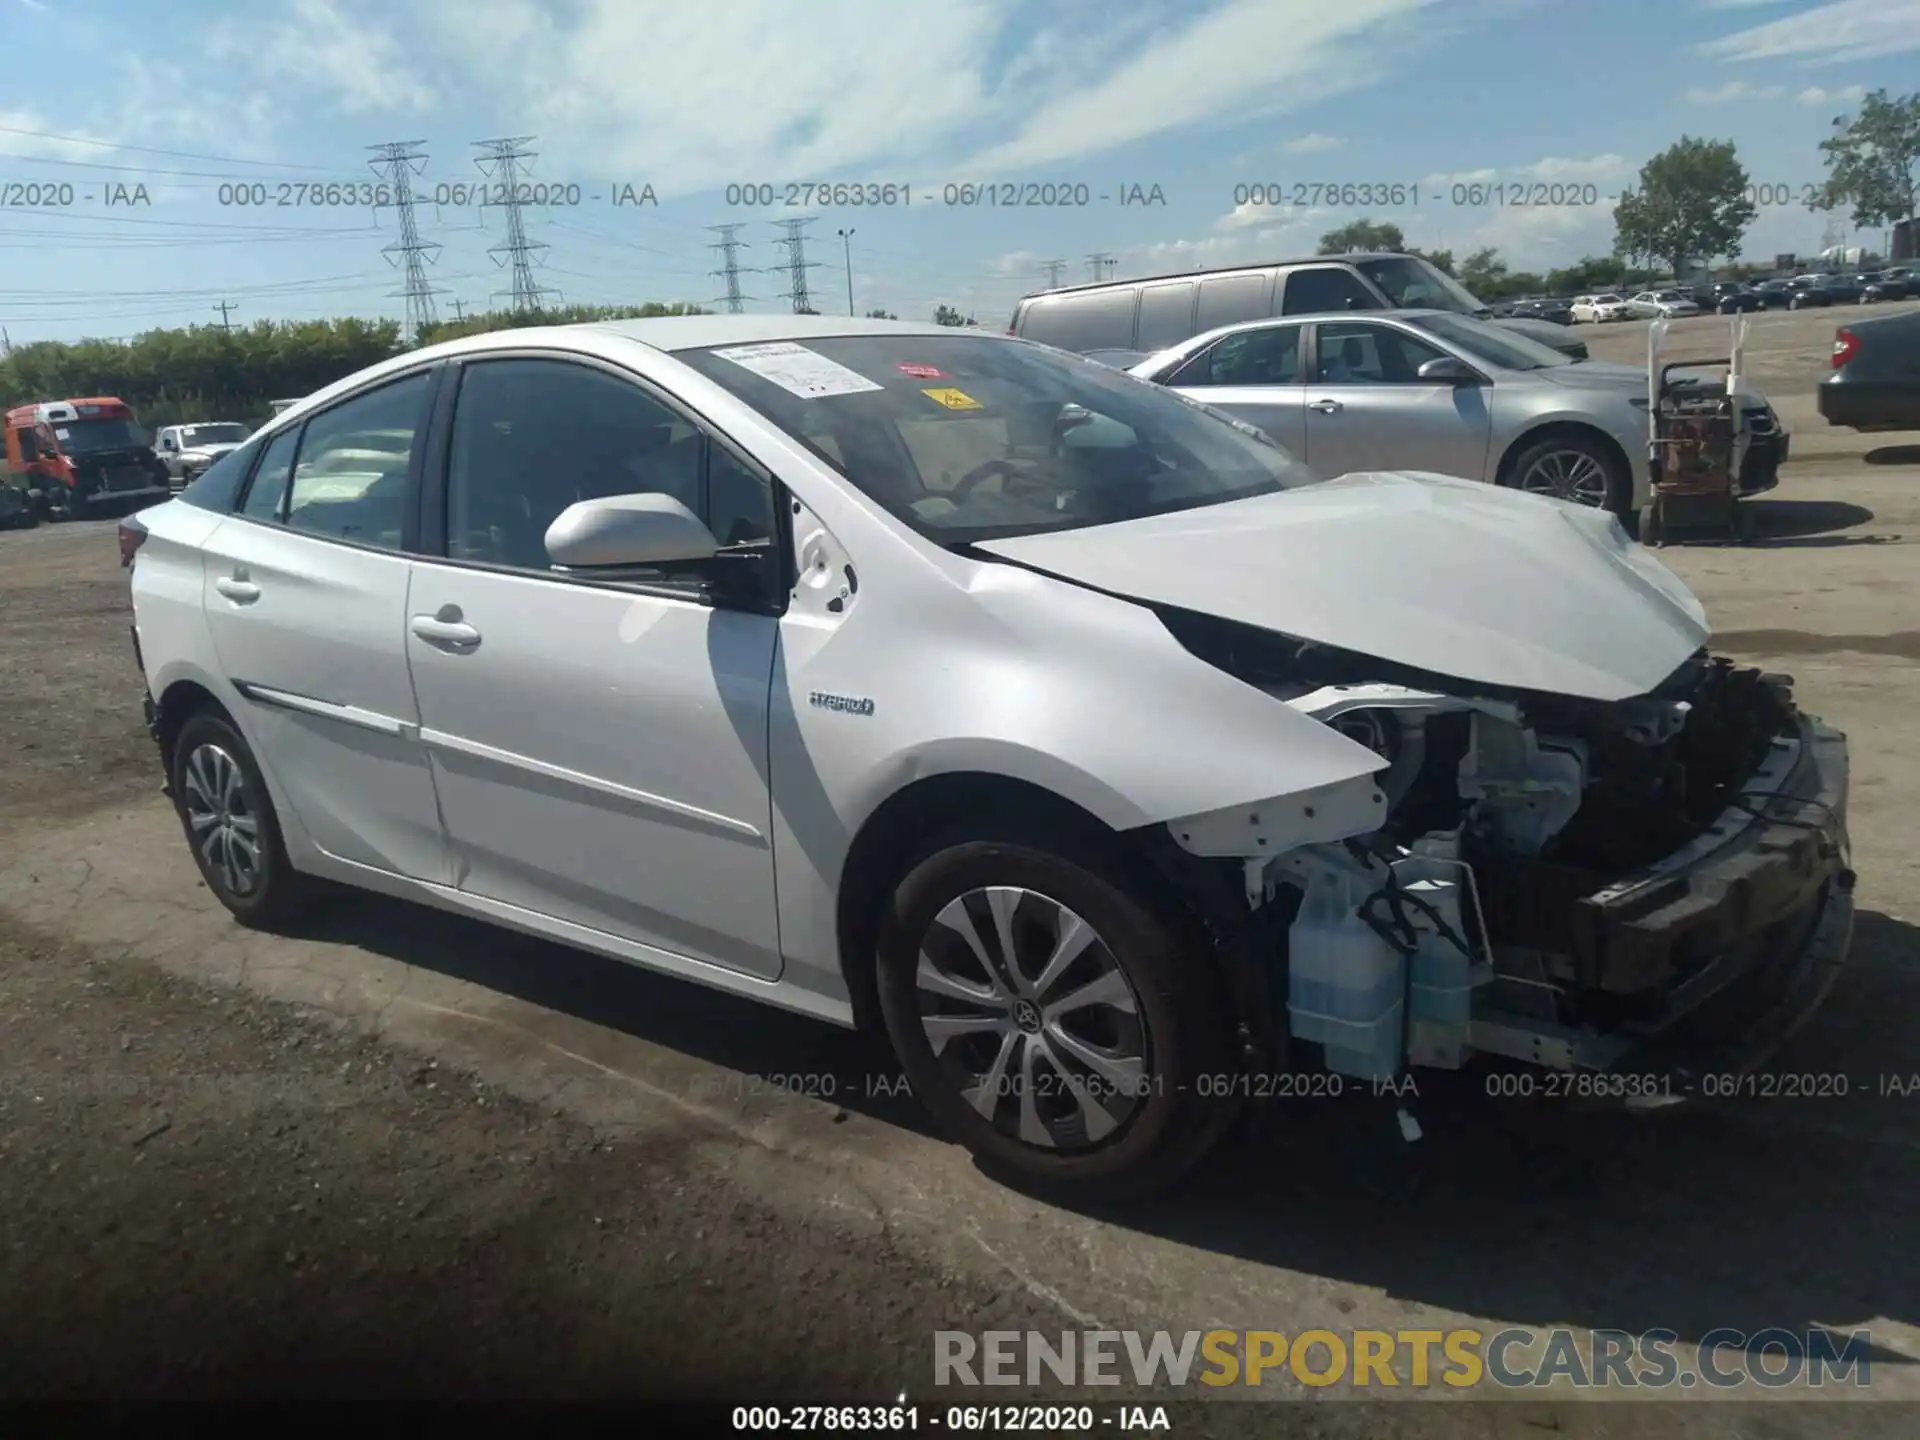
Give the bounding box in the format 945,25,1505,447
1149,608,1855,1090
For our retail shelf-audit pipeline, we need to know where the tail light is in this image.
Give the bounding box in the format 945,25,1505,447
118,513,148,568
1832,328,1859,369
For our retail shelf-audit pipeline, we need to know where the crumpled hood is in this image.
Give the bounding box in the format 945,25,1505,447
978,471,1710,702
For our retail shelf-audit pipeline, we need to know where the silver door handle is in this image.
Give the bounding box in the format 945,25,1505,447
1310,398,1343,414
410,615,481,648
214,577,260,603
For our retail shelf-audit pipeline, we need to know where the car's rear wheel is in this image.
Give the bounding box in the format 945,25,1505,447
874,821,1234,1201
170,710,315,929
1507,432,1631,517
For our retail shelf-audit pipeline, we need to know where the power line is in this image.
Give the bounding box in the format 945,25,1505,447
771,217,822,314
0,123,337,171
369,140,441,341
474,136,559,313
707,224,754,313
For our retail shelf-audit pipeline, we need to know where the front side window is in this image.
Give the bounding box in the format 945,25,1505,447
444,357,776,583
678,333,1315,547
283,370,431,548
1312,323,1447,384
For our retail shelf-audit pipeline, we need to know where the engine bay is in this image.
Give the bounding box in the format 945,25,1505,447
1156,606,1819,1078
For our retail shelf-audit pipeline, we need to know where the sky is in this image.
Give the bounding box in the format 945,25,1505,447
0,0,1917,344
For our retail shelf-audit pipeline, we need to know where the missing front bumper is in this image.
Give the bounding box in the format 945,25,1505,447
1467,716,1852,1076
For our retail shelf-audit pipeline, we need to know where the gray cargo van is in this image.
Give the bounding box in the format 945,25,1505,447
1009,252,1588,362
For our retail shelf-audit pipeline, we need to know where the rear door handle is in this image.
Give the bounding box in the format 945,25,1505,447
214,576,260,604
1309,398,1343,414
410,615,481,649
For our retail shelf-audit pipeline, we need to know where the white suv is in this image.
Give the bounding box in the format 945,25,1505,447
119,316,1855,1197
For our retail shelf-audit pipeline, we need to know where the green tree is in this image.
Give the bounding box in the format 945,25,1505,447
1544,256,1627,295
865,308,899,319
1612,137,1756,276
1812,89,1920,234
1457,247,1508,295
932,304,973,326
1318,219,1405,254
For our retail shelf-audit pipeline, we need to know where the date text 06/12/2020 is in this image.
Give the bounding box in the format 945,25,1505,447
723,182,1168,209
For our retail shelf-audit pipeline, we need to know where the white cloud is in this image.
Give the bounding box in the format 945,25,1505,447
1283,132,1344,154
0,108,115,160
1796,83,1867,105
1685,80,1786,102
1702,0,1920,63
211,0,436,116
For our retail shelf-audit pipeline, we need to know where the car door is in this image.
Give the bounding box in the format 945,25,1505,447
1302,320,1493,482
402,353,785,980
197,366,451,883
1161,323,1308,454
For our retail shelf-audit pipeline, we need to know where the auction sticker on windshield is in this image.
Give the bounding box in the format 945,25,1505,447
711,342,883,399
922,387,983,411
896,363,947,379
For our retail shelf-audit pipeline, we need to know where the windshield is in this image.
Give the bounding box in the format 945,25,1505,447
182,423,248,446
55,417,146,454
678,335,1317,546
1407,313,1572,371
1353,255,1490,316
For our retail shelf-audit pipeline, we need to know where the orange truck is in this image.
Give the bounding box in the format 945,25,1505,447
4,397,171,521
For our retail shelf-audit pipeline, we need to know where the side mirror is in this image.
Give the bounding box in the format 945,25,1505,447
1417,356,1479,384
544,493,718,571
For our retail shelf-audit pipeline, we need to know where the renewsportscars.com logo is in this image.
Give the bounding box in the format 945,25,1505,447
934,1328,1876,1391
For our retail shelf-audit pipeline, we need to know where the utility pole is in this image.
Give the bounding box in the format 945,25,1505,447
474,136,559,313
772,217,822,314
1085,252,1115,283
837,227,856,315
707,224,754,313
1041,259,1067,288
450,298,468,320
368,139,441,342
213,301,236,331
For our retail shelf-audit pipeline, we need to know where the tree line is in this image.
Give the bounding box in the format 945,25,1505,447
1319,87,1919,299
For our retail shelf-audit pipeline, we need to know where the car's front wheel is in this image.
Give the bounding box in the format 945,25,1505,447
170,710,315,929
874,821,1233,1200
1507,431,1632,517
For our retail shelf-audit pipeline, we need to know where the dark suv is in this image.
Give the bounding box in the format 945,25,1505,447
1009,252,1589,361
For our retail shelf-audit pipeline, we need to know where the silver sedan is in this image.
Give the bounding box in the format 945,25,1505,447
1129,309,1654,516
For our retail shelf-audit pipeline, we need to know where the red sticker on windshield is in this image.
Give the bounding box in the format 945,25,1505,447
896,363,947,379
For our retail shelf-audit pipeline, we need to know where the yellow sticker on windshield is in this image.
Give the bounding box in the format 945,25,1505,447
922,387,983,411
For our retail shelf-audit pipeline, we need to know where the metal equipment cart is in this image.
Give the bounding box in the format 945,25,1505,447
1641,316,1760,546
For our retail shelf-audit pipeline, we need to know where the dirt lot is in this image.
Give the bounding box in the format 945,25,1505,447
2,304,1919,1433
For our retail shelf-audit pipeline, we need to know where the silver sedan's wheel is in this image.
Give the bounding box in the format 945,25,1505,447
915,886,1148,1151
1516,447,1612,507
182,742,264,898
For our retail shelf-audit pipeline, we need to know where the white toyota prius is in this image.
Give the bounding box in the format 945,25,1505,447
121,316,1854,1197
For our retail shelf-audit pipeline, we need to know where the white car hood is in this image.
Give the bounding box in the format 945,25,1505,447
977,472,1709,702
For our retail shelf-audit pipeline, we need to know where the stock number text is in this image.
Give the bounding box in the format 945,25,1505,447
1234,181,1417,208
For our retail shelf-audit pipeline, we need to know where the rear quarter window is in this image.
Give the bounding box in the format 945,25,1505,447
177,435,265,513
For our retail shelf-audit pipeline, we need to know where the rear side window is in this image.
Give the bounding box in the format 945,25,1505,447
1170,326,1302,387
1281,267,1379,315
178,437,261,513
1195,272,1272,333
1020,290,1137,352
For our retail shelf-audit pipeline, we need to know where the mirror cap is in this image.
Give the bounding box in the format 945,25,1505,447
544,492,719,569
1417,355,1478,382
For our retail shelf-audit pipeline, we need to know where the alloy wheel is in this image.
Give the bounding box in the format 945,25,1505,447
1517,449,1610,507
182,742,264,897
914,886,1148,1151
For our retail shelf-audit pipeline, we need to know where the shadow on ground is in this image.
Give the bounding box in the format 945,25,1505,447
301,882,1920,1360
1865,445,1920,467
1649,499,1891,550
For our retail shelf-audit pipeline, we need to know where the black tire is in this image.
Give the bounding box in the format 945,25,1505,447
874,818,1235,1202
169,710,316,929
1504,431,1632,518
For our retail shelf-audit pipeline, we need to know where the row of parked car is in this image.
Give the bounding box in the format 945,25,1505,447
1497,267,1919,325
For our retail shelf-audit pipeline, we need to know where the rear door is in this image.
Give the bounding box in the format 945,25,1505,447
197,366,450,883
1302,320,1492,481
1163,322,1308,455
